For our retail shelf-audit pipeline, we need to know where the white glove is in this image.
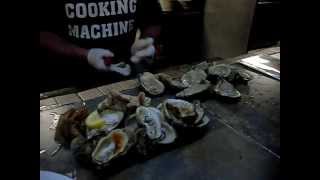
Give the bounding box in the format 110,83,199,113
130,37,155,64
87,48,114,71
110,62,131,76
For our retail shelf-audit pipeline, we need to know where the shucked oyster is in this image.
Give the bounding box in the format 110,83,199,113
91,129,131,165
85,109,124,139
139,72,165,96
181,69,208,87
157,73,187,91
136,106,177,144
210,78,241,99
159,99,210,128
136,106,162,140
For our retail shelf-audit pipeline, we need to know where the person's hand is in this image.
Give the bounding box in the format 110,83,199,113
87,48,114,71
130,37,155,64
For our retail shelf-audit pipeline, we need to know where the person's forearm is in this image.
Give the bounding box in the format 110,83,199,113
40,32,88,61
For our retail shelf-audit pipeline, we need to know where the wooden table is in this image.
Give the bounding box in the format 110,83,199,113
40,47,280,180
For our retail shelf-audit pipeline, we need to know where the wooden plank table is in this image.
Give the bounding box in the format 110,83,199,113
40,47,280,180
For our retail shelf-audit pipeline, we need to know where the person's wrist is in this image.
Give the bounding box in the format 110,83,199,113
76,48,89,61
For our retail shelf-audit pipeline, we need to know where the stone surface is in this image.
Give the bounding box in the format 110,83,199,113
78,88,103,101
119,79,139,90
97,84,113,95
40,98,57,107
55,93,82,105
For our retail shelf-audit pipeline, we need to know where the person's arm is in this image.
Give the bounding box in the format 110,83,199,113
40,31,88,61
140,25,161,40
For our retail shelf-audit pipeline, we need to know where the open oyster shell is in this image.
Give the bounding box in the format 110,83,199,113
210,78,241,99
139,72,165,96
181,69,207,87
176,81,211,98
157,73,187,91
208,64,232,79
136,106,163,140
159,99,210,128
91,129,130,165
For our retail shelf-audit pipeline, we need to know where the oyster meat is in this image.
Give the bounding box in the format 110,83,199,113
85,109,124,140
211,78,241,99
139,72,165,96
176,81,211,98
91,129,130,165
159,99,210,128
181,69,207,87
136,106,163,140
157,73,187,90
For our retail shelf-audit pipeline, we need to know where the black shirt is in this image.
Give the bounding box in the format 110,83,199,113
41,0,162,60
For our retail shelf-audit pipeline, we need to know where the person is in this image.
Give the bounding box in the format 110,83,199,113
40,0,162,91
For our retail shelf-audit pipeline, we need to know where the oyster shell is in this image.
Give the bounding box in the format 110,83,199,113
157,73,187,90
91,129,130,165
136,106,163,140
139,72,165,96
97,90,127,113
192,61,210,71
211,78,241,99
70,135,95,165
159,99,210,128
229,67,253,83
158,121,177,144
126,109,177,145
208,64,232,79
176,81,210,98
181,69,207,87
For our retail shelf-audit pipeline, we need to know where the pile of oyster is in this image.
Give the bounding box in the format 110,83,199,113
56,89,210,168
55,62,252,168
138,62,252,100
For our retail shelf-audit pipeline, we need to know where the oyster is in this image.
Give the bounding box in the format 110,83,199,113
176,81,211,98
192,61,210,71
85,109,124,140
229,67,253,83
158,73,187,90
158,121,177,144
159,99,209,128
136,106,163,140
70,135,95,165
125,108,177,144
55,107,88,146
181,69,207,87
91,129,130,165
208,64,232,79
139,72,165,96
210,78,241,99
97,90,127,113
